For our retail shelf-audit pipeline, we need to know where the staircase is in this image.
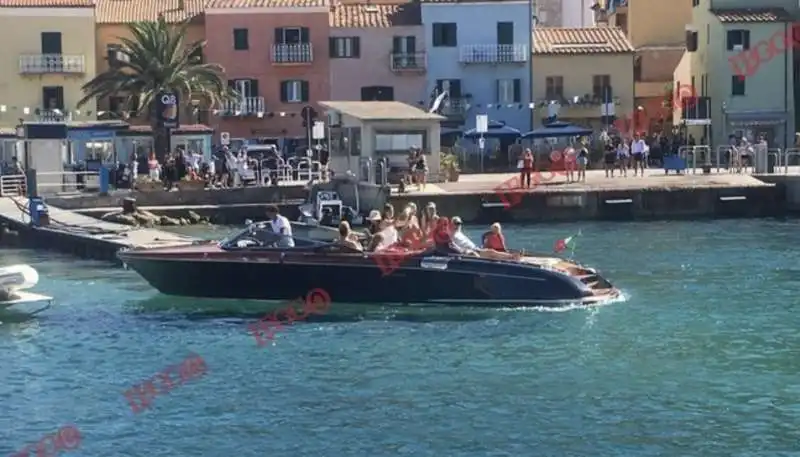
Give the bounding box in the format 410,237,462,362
0,174,26,197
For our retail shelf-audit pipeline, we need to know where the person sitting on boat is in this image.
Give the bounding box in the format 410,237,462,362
365,210,398,252
265,205,294,248
451,217,520,261
481,223,507,252
379,203,395,230
420,202,439,235
365,210,383,235
394,207,425,249
336,221,363,251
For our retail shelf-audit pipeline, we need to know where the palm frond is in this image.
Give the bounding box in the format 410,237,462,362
79,17,232,115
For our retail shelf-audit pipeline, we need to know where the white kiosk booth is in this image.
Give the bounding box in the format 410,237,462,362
319,101,445,182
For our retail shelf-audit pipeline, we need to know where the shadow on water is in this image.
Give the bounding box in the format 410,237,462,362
120,293,626,324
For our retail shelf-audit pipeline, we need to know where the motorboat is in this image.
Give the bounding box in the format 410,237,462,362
0,264,53,311
118,223,620,307
297,189,362,227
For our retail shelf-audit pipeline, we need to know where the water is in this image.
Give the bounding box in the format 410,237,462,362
1,220,800,456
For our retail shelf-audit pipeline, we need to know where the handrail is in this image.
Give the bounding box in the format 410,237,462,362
360,158,373,183
257,157,324,185
784,148,800,174
36,170,100,194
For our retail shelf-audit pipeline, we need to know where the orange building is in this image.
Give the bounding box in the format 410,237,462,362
205,0,332,141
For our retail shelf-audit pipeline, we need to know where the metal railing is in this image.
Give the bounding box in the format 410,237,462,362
359,157,373,183
458,44,528,64
389,52,426,71
37,171,100,195
222,97,265,116
258,158,323,185
37,109,72,123
271,44,313,64
441,97,469,118
0,174,26,197
19,54,85,74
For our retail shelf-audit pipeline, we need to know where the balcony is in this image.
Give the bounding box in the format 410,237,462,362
440,97,469,120
36,109,71,123
389,52,426,72
222,97,265,116
681,96,711,124
271,44,313,64
19,54,85,74
459,44,528,64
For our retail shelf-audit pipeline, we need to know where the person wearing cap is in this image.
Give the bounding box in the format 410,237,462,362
265,205,294,247
365,209,383,235
365,208,398,252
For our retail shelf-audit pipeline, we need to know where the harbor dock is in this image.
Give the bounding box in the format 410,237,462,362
0,196,197,262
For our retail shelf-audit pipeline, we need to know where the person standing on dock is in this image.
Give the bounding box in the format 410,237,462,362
519,149,533,189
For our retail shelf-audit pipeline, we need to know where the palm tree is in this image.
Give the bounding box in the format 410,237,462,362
78,16,232,160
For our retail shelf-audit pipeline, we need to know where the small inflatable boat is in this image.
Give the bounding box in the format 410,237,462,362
0,264,52,310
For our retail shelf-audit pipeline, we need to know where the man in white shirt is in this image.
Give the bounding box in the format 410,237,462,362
265,205,294,247
449,217,520,261
631,134,647,176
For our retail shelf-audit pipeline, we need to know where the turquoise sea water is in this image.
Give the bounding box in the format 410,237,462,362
1,220,800,456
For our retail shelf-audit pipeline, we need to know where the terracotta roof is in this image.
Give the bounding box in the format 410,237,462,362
711,7,792,23
97,0,206,23
331,3,420,27
0,0,93,6
533,27,634,55
420,0,519,3
207,0,327,7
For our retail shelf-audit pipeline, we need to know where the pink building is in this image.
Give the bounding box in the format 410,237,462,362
328,2,425,106
205,0,332,141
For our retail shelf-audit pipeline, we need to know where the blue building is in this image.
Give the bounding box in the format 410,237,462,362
420,0,533,132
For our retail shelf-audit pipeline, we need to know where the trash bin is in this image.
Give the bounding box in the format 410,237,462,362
767,151,777,174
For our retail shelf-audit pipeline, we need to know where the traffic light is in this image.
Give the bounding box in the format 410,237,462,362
301,105,319,128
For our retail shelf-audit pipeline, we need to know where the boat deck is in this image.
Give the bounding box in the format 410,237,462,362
0,197,197,260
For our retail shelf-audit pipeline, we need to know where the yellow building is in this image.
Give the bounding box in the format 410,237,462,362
601,0,692,108
532,27,634,130
94,0,207,120
0,0,97,127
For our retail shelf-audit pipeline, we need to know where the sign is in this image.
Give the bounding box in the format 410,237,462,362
156,91,179,129
478,137,485,150
420,257,450,270
220,132,230,145
312,121,325,140
476,114,488,134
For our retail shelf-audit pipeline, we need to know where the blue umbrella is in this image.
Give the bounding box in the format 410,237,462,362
522,122,592,139
463,120,521,139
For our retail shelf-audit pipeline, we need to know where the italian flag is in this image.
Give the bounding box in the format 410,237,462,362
554,235,576,253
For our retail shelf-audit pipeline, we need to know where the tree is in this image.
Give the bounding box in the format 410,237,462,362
78,16,232,160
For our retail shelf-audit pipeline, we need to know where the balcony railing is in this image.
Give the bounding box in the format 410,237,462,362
459,44,528,64
271,44,313,64
36,109,71,123
681,96,711,121
440,97,469,118
19,54,85,74
222,97,265,116
389,52,426,72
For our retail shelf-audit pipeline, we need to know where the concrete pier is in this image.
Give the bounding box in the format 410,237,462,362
0,196,197,262
388,169,782,223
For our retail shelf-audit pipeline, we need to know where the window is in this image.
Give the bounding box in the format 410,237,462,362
633,57,642,81
42,86,64,110
392,36,416,54
280,80,309,103
432,23,457,47
726,30,750,51
361,86,394,101
435,79,461,97
692,0,699,6
233,28,249,50
592,74,612,100
229,79,259,98
497,22,513,45
731,75,746,96
106,44,129,67
374,131,425,154
40,32,62,54
545,76,563,99
496,79,521,104
329,37,360,58
276,27,309,44
616,13,628,35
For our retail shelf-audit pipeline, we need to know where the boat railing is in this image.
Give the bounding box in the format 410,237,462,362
376,159,388,185
360,158,374,183
783,148,800,174
0,174,26,197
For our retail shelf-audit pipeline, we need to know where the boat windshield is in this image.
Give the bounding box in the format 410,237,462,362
220,222,317,249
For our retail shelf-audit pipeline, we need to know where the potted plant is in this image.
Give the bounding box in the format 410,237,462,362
440,152,460,182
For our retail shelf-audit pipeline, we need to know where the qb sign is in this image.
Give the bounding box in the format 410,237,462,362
156,91,179,128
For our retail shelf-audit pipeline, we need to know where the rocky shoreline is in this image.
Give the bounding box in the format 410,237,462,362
98,197,210,227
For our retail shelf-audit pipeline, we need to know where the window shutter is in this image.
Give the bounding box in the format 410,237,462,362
329,37,337,57
352,37,360,58
274,28,283,44
432,24,441,46
450,79,462,97
300,27,310,43
447,24,457,46
406,37,416,53
301,81,310,102
279,81,288,103
743,31,750,49
495,80,500,102
250,79,259,97
392,36,402,53
55,86,64,110
513,79,521,103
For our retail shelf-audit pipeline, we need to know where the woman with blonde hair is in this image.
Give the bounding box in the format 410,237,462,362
419,202,439,235
482,222,508,252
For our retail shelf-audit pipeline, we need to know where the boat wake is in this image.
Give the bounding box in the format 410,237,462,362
496,290,628,313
